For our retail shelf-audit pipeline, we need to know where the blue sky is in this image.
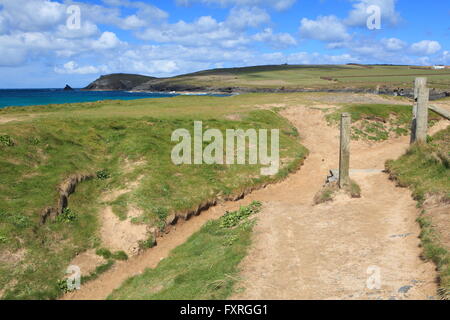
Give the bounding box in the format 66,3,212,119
0,0,449,88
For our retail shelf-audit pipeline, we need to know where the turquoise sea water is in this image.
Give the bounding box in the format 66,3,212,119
0,89,190,109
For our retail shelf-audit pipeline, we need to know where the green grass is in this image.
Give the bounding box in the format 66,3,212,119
0,94,307,299
108,201,262,300
417,214,449,299
326,104,442,141
386,127,450,203
386,126,450,299
149,64,450,90
313,180,361,205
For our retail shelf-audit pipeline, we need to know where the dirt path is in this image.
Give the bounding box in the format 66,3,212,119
64,105,446,300
231,107,443,300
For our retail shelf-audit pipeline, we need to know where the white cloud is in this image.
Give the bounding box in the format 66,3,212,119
345,0,400,27
91,31,124,50
54,61,107,74
137,16,247,47
0,0,66,32
176,0,296,11
381,37,406,51
259,51,360,65
0,46,27,66
100,0,168,28
300,16,351,42
55,21,100,39
121,15,147,29
410,40,442,55
226,6,270,29
253,28,297,48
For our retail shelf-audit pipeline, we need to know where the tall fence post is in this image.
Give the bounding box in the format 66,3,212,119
339,113,351,189
411,77,428,144
416,81,430,144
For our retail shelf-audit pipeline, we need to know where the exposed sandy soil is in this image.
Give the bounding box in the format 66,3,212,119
231,107,445,300
100,174,147,256
69,250,106,276
303,93,411,105
100,206,147,256
63,101,448,300
0,116,27,124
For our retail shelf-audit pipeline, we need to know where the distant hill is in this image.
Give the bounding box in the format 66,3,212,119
83,65,450,98
84,73,155,90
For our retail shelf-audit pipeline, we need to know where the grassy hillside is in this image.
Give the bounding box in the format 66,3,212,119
386,127,450,299
84,73,155,90
109,201,262,300
325,104,443,141
140,64,450,91
0,94,307,299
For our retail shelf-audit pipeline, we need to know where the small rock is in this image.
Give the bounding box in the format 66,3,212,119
398,285,413,293
390,233,412,239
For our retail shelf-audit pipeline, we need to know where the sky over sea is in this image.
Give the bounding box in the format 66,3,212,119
0,0,449,88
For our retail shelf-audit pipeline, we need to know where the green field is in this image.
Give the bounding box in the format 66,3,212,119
0,94,307,299
150,64,450,90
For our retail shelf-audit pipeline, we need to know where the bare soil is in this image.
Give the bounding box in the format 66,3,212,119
63,102,448,300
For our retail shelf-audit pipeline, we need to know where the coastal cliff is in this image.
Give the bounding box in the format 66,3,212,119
84,73,155,90
83,65,450,99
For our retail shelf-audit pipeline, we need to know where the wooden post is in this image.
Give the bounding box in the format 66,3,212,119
411,77,428,144
415,84,430,144
339,113,351,189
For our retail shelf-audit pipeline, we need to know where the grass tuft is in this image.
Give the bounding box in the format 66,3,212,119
108,202,263,300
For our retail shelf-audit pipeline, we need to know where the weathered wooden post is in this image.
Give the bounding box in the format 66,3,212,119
339,113,351,188
411,77,429,144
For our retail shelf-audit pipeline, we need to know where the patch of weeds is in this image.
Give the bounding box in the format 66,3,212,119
97,248,127,261
56,208,77,223
80,260,115,284
283,127,299,138
0,234,8,244
314,179,361,205
154,207,168,221
392,127,409,136
96,248,112,259
96,169,111,180
349,180,362,198
0,211,32,229
57,279,69,294
314,182,339,205
220,201,262,229
0,135,14,147
112,251,128,261
223,235,238,246
139,235,156,250
111,194,129,220
27,137,40,145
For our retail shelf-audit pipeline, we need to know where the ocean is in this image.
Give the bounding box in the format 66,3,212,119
0,89,190,109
